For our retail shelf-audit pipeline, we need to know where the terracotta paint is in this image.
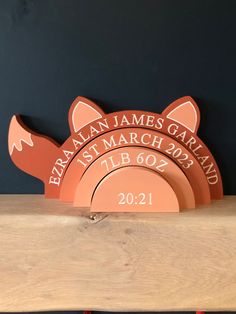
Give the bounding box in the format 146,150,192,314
73,147,195,210
59,128,211,205
8,95,223,212
91,167,180,212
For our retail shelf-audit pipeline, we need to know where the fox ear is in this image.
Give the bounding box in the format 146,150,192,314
68,96,105,133
162,96,200,133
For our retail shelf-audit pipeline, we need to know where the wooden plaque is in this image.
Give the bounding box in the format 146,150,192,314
8,96,223,212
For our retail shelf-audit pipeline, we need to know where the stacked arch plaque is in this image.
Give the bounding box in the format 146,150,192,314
8,96,223,212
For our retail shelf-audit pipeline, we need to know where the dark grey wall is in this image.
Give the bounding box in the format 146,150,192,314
0,0,235,194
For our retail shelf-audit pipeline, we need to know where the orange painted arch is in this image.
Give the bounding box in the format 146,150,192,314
73,147,195,209
59,128,211,205
45,110,222,200
90,167,180,213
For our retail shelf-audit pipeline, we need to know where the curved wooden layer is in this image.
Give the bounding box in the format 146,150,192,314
44,109,222,199
73,147,195,209
90,167,180,212
60,128,210,205
8,97,222,200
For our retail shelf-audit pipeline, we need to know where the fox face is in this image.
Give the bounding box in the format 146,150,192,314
8,96,223,212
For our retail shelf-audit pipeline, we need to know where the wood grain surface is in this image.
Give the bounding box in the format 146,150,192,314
0,195,236,312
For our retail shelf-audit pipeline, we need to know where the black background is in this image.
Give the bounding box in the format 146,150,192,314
0,0,235,194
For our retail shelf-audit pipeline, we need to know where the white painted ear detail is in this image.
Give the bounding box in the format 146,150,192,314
72,101,102,132
166,101,199,133
69,97,105,133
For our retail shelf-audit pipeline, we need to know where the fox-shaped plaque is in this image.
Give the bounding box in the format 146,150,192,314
8,96,223,212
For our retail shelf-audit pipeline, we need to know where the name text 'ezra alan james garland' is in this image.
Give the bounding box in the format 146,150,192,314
49,112,219,187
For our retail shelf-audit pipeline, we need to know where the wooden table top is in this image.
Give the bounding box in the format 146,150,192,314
0,195,235,312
